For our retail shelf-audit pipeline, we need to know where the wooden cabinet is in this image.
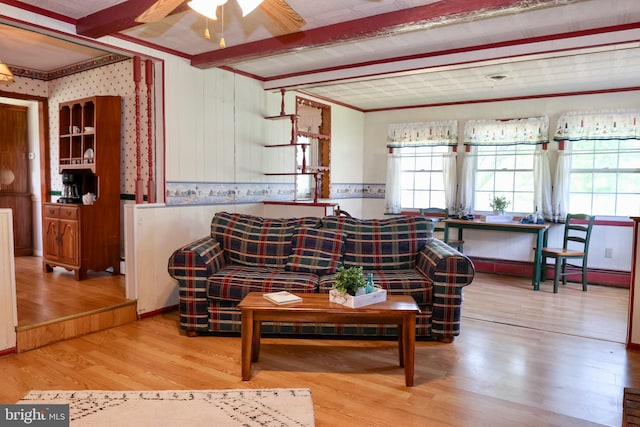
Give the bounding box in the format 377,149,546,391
43,204,80,269
43,96,121,280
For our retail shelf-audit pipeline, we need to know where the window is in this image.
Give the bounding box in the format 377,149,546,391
385,120,458,214
474,144,536,213
554,110,640,219
399,145,449,208
569,140,640,216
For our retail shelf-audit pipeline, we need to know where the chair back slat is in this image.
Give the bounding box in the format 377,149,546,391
562,213,595,255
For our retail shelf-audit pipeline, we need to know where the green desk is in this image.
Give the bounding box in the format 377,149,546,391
442,219,550,290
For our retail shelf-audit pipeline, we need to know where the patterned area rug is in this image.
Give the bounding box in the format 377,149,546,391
18,389,314,426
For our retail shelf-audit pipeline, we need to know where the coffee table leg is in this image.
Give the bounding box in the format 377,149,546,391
241,309,253,380
397,322,404,368
403,313,416,387
252,319,261,362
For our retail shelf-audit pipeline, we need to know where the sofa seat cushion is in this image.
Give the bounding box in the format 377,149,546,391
285,227,346,275
210,212,321,268
318,269,432,305
322,216,433,270
207,265,318,303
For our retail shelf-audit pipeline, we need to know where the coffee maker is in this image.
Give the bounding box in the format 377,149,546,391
59,173,82,204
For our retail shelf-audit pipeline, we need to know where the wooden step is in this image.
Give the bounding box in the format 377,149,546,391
16,300,137,352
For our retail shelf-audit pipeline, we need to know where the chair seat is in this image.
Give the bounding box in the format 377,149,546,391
542,247,586,257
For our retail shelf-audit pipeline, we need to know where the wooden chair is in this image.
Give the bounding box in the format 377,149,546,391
419,207,464,251
333,205,352,218
541,213,595,293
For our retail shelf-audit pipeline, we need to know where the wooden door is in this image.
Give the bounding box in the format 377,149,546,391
0,103,32,255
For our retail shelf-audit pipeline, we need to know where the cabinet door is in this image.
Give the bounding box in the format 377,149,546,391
58,219,80,266
43,217,60,261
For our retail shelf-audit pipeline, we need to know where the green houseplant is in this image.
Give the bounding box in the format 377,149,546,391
333,266,366,296
489,196,510,215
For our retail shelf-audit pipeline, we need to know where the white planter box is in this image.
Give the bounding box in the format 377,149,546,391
485,215,513,223
329,288,387,308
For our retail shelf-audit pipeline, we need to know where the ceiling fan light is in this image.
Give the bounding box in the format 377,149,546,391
188,0,228,20
0,61,14,82
237,0,263,17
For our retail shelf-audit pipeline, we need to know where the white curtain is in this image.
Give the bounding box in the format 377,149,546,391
442,152,457,213
384,149,402,214
464,117,549,146
555,109,640,141
552,145,571,222
457,148,475,214
388,121,458,146
533,147,553,219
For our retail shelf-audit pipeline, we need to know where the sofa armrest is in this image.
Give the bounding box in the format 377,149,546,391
168,236,225,332
416,239,475,339
416,239,474,287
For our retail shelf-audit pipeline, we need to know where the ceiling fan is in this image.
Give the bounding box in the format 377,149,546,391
135,0,306,34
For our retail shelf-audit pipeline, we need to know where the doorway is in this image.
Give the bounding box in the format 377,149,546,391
0,103,31,255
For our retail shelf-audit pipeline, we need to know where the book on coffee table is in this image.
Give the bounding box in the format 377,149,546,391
263,291,303,305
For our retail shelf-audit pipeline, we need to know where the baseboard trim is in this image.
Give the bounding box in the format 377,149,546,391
138,304,179,320
470,257,631,288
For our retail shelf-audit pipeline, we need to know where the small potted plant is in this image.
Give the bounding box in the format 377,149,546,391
486,196,513,223
329,266,387,308
332,266,366,296
489,195,510,215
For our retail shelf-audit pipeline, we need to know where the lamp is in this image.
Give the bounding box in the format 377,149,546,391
237,0,263,16
0,61,14,83
188,0,263,19
188,0,228,20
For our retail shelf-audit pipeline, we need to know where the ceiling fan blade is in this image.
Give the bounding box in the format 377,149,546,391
135,0,186,23
259,0,306,34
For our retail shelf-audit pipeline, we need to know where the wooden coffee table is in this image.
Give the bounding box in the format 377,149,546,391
237,292,420,386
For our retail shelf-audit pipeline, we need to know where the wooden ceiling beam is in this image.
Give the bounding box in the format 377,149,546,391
190,0,572,68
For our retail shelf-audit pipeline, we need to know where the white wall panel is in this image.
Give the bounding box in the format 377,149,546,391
0,210,17,352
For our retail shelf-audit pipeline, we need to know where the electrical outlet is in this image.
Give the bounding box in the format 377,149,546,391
605,247,613,258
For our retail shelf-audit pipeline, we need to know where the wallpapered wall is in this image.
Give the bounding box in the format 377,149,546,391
4,58,154,198
5,58,380,206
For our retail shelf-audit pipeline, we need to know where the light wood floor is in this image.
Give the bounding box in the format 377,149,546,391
15,256,127,326
6,265,637,426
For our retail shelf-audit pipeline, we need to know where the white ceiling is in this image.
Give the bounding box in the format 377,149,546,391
1,0,639,111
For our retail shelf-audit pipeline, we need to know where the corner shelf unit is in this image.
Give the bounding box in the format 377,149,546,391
263,91,332,203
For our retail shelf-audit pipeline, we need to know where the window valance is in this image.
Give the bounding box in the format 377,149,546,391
464,116,549,146
554,109,640,141
387,120,458,147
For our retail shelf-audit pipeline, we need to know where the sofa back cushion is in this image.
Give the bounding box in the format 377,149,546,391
211,212,321,268
285,228,346,275
321,216,433,269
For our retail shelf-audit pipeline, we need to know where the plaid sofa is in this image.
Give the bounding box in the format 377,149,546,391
168,211,475,341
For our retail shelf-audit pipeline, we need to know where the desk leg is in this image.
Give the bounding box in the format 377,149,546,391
532,229,545,291
403,313,416,387
241,309,254,381
443,224,450,244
